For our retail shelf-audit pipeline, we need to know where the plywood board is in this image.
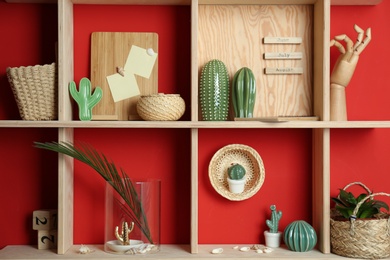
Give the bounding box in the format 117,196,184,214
91,32,158,120
198,5,313,119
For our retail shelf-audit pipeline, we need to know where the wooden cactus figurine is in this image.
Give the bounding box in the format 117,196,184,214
115,221,134,245
69,77,103,121
266,205,282,233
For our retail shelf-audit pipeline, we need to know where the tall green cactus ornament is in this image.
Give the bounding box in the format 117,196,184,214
200,59,229,121
232,67,256,118
69,77,103,121
266,205,282,233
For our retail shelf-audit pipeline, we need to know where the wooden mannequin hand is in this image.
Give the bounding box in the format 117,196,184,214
330,24,371,87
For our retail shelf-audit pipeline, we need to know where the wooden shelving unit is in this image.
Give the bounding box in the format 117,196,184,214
0,0,385,259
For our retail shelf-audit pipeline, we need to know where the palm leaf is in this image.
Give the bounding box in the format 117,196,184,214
34,141,153,244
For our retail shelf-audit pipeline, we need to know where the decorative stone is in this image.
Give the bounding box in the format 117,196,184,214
211,248,223,254
239,246,250,252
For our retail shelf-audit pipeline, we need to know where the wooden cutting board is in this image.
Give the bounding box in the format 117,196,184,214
90,32,158,120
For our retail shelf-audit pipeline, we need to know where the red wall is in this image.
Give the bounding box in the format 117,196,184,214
1,0,390,249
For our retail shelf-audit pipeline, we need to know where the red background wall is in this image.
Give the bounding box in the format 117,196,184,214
0,0,390,249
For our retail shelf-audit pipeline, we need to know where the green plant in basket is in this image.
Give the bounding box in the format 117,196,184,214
332,189,389,219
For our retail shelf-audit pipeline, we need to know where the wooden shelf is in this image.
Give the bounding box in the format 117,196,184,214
0,0,386,259
0,244,368,259
4,0,382,5
1,120,390,129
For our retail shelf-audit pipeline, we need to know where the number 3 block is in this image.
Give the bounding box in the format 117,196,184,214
33,209,57,231
37,230,57,249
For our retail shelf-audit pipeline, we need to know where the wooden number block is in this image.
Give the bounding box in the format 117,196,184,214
33,209,57,230
37,230,57,249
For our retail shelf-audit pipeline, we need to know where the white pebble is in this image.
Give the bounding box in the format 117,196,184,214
239,246,250,252
211,248,223,254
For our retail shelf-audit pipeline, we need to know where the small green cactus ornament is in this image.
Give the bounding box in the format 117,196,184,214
199,59,229,121
232,67,256,118
69,77,103,121
115,221,134,245
228,163,246,180
266,205,282,233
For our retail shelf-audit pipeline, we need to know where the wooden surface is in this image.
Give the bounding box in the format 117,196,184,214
0,244,367,259
198,5,313,119
1,1,387,259
90,32,158,120
4,0,383,4
58,0,75,255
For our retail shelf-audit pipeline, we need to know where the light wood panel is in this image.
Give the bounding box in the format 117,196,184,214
313,128,331,254
57,0,75,255
0,244,371,259
198,5,313,119
90,32,158,120
4,0,382,5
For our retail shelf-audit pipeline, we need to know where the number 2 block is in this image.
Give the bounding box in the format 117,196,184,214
33,209,57,231
37,230,57,249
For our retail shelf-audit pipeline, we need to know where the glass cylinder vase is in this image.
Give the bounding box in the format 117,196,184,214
104,179,160,255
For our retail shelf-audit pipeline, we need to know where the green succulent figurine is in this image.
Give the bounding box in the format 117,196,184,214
228,163,246,180
69,77,103,121
266,205,282,233
199,59,229,121
232,67,256,118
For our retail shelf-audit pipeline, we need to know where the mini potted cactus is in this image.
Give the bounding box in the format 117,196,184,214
227,163,246,193
264,205,283,248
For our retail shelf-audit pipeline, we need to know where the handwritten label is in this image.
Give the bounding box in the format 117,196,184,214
265,67,303,75
263,37,302,44
264,52,302,60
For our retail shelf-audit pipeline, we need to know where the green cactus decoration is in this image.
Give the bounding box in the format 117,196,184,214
69,77,103,121
115,221,134,245
232,67,256,118
199,59,229,121
266,205,282,233
283,220,317,252
228,163,246,180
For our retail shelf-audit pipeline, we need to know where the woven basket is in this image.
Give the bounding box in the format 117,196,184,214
6,63,57,120
136,94,185,121
330,182,390,259
208,144,265,201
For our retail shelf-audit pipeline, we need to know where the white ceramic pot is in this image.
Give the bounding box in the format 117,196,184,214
264,230,282,248
227,177,246,193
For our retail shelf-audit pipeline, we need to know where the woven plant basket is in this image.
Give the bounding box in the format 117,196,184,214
136,94,185,121
6,63,57,120
330,182,390,259
208,144,265,201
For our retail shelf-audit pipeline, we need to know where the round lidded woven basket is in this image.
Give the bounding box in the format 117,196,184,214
6,63,57,120
209,144,265,201
136,94,185,121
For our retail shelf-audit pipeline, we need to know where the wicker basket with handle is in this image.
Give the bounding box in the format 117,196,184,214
330,182,390,259
6,63,57,120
